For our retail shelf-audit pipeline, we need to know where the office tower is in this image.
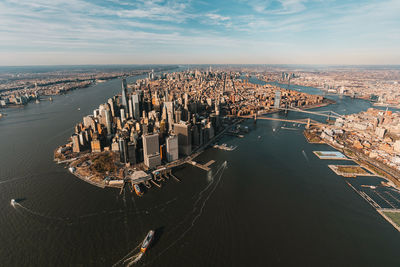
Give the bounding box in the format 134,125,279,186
173,122,192,156
120,108,126,123
78,132,86,147
119,138,129,164
143,133,161,168
72,134,81,153
91,139,101,152
175,110,182,123
164,101,174,130
166,135,179,162
128,98,133,119
99,104,112,135
107,98,115,117
127,142,136,164
121,78,128,111
104,104,113,135
83,115,95,129
274,90,281,109
132,93,140,120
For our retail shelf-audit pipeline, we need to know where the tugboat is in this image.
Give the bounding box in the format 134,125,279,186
141,230,155,253
134,184,144,197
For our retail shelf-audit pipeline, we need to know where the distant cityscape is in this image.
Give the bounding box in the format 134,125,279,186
259,68,400,108
0,66,176,108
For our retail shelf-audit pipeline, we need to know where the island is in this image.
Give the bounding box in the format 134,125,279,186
54,68,330,192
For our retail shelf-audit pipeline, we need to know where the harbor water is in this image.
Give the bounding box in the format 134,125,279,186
1,75,400,266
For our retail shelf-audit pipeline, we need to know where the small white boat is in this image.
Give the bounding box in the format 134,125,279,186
10,199,16,206
134,184,143,196
141,230,155,253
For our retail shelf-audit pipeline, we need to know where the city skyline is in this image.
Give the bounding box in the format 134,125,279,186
1,0,399,66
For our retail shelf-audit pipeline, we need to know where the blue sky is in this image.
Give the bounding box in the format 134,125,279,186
0,0,399,65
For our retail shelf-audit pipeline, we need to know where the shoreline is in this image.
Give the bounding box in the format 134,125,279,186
304,127,400,232
59,118,245,189
56,77,333,190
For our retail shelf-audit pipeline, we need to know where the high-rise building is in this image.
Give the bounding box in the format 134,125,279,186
107,98,115,117
173,122,192,156
120,108,126,123
121,78,128,111
132,93,140,120
128,98,133,119
99,103,112,135
143,133,161,168
72,134,81,153
127,142,136,164
166,135,179,162
274,90,281,109
119,138,129,164
175,110,182,123
91,139,101,152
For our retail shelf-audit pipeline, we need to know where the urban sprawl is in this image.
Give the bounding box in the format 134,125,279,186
54,69,326,187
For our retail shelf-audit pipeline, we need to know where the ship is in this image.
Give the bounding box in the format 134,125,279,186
10,199,16,206
134,184,143,196
140,230,155,253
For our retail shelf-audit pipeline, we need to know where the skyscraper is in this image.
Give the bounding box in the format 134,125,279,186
173,122,192,156
142,133,161,168
121,78,128,111
166,135,179,162
119,138,129,164
132,93,140,120
274,90,281,109
120,108,126,123
128,98,133,119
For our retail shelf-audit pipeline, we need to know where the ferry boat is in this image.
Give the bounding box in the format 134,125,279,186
134,184,143,196
141,230,155,253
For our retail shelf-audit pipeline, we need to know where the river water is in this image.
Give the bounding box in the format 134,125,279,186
1,74,400,266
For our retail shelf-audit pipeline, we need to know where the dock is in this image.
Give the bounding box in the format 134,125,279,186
189,160,215,172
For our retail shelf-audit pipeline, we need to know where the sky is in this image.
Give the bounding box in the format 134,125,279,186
0,0,399,65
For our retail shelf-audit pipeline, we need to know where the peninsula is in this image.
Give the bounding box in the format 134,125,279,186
54,69,329,190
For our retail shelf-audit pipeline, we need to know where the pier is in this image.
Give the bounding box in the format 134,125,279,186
189,160,215,172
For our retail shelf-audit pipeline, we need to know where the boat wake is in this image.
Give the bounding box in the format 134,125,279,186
0,174,31,185
124,252,143,266
144,161,228,265
112,242,143,267
10,199,68,222
302,150,309,162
